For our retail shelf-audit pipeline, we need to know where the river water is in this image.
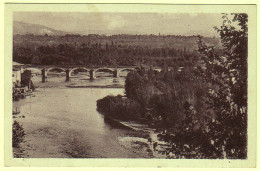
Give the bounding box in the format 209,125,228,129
13,75,162,158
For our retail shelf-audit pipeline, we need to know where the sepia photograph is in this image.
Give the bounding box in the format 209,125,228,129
3,2,257,167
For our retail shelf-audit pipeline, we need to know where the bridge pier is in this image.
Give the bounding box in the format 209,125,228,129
90,69,95,80
65,69,70,82
41,68,46,82
113,69,118,78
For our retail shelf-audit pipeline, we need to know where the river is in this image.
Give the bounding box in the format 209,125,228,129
13,74,164,158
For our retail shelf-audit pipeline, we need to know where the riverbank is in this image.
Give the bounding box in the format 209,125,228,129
66,85,124,88
103,116,172,158
104,116,150,132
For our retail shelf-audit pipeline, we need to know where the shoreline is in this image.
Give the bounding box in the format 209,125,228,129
103,115,171,158
104,116,149,132
66,85,124,88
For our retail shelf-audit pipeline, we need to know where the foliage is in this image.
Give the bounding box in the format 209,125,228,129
97,95,142,121
196,13,248,159
12,120,25,148
162,13,248,159
168,13,249,159
124,65,206,128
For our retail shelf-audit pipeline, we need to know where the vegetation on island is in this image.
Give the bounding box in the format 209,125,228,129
96,13,248,159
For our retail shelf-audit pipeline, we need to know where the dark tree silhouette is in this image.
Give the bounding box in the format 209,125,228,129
197,13,248,158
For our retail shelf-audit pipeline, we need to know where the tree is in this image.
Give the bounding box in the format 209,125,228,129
197,13,248,158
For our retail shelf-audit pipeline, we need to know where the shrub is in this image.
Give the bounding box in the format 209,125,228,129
97,95,142,121
12,120,25,148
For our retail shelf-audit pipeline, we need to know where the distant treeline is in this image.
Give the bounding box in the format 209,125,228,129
13,34,222,67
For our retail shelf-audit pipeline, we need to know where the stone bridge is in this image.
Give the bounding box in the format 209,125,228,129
23,65,163,82
25,66,137,82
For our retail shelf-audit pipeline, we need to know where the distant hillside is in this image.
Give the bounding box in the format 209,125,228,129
13,33,222,67
13,21,69,36
13,34,222,49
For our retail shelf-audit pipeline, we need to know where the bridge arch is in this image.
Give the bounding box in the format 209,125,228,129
46,67,66,75
94,68,113,77
94,67,114,73
69,67,89,77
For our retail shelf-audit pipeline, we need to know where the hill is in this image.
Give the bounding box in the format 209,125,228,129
13,21,69,36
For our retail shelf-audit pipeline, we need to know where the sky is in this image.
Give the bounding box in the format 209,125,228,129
14,12,223,37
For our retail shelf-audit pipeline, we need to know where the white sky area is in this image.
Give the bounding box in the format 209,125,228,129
14,12,223,37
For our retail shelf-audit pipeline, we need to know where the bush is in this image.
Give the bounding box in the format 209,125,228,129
97,95,142,121
12,120,25,148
